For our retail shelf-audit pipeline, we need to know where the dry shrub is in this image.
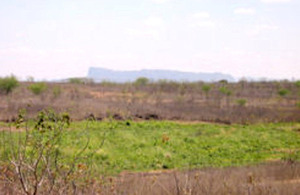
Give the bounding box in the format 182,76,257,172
0,109,92,195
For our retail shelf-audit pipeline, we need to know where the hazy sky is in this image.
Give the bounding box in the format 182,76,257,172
0,0,299,80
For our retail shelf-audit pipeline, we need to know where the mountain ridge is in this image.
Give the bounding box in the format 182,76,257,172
88,67,235,82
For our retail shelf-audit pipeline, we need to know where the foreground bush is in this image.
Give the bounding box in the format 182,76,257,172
0,109,91,195
0,75,19,95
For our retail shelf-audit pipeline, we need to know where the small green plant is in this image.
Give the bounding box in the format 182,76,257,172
134,77,149,86
202,84,211,98
28,82,47,95
236,98,247,106
219,87,232,96
0,75,19,95
202,84,211,93
278,88,289,97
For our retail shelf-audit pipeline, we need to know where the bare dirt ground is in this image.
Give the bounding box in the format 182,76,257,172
1,161,299,194
101,161,300,195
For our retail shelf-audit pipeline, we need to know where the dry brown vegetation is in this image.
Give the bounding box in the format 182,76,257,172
1,80,299,124
1,161,300,195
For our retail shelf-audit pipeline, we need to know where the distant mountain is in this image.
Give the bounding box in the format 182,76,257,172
87,67,235,83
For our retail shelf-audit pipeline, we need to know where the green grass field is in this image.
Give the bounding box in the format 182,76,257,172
68,121,300,174
1,120,300,175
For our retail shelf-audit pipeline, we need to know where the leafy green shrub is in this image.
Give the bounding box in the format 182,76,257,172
134,77,149,86
28,82,47,95
278,88,289,97
202,84,211,97
202,84,211,93
0,75,19,94
219,87,232,96
236,98,247,106
295,80,300,88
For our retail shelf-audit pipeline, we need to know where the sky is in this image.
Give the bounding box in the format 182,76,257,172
0,0,299,80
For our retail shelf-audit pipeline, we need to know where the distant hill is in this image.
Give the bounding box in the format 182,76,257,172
88,67,235,82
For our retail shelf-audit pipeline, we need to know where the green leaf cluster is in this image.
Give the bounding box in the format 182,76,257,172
0,75,19,94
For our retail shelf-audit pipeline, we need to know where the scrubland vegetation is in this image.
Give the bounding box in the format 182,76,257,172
0,78,299,123
0,77,300,194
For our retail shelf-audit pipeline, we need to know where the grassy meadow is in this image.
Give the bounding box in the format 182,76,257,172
67,121,300,174
2,120,299,175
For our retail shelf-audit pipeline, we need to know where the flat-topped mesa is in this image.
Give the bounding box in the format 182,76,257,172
87,67,235,83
